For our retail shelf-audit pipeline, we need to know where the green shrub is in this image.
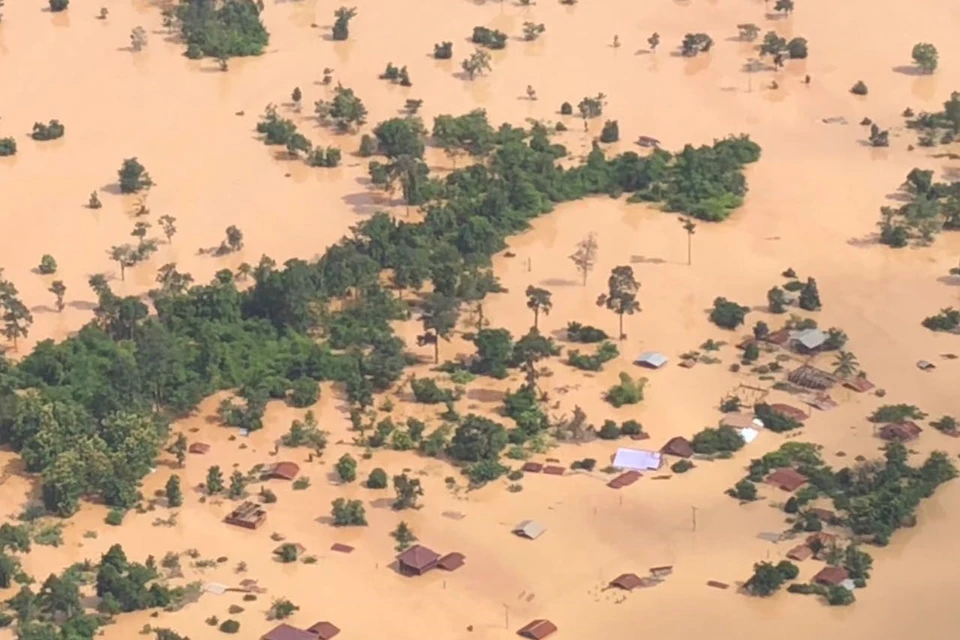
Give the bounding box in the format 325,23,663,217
560,102,573,115
219,619,240,634
566,321,608,343
471,26,507,49
0,138,16,156
598,420,621,440
433,41,453,59
31,120,66,141
289,377,319,407
599,120,620,143
851,81,868,96
367,468,388,489
49,0,69,11
38,255,58,275
671,459,694,473
105,509,125,526
710,297,749,329
604,372,645,407
410,377,453,404
620,420,643,437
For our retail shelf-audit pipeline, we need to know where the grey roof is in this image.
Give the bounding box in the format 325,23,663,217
513,520,546,540
635,351,668,368
791,329,827,350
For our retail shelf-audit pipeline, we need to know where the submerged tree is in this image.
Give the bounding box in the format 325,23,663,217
525,286,552,330
461,48,492,79
118,158,154,194
570,232,599,285
418,294,460,363
332,6,357,41
679,217,697,266
48,280,67,312
912,43,938,73
596,266,641,340
315,84,368,132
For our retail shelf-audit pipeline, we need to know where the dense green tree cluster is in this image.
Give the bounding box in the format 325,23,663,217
169,0,269,59
878,168,960,246
31,120,65,142
746,560,798,596
691,425,744,455
471,26,507,50
96,544,180,613
566,341,618,371
0,137,16,156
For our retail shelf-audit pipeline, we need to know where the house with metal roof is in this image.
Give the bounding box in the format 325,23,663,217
634,351,668,369
512,520,547,540
612,447,662,471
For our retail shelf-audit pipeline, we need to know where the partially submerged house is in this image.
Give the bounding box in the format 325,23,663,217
306,622,341,640
188,442,211,455
634,351,668,369
225,501,266,530
513,520,547,540
765,468,808,492
879,421,922,442
843,376,875,393
720,412,760,430
522,462,543,473
609,573,644,591
788,365,836,390
786,545,814,561
790,329,828,353
262,461,300,481
812,566,849,586
517,619,558,640
262,624,318,640
612,447,662,472
607,471,641,489
438,552,465,572
661,436,694,458
396,544,440,576
768,403,808,423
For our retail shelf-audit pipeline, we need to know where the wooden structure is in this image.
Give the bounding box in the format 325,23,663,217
788,365,836,390
812,566,849,586
262,461,300,480
542,465,565,476
438,552,465,572
517,620,558,640
188,442,211,454
396,544,440,576
879,421,922,442
661,436,694,458
521,462,543,473
306,622,341,640
786,545,813,561
609,573,643,591
765,468,808,492
330,543,354,554
225,501,266,529
650,565,673,578
607,471,641,489
843,377,875,393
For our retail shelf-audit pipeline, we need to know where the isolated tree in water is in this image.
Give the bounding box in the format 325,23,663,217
391,521,417,552
596,266,640,340
331,7,357,41
392,472,423,510
109,244,138,281
461,48,492,79
118,158,154,194
171,433,188,467
570,232,599,285
912,43,938,73
773,0,794,16
158,215,177,244
525,286,552,330
679,217,697,265
832,350,859,378
206,466,224,494
48,280,66,312
798,277,822,311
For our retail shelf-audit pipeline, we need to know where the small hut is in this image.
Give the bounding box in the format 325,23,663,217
661,436,694,458
225,502,266,529
843,377,875,393
878,421,922,442
812,566,849,586
787,365,837,390
521,462,543,473
305,622,340,640
513,520,547,540
786,545,813,561
609,573,644,591
517,620,558,640
438,552,465,572
262,462,300,481
396,544,440,576
188,442,211,455
765,468,808,492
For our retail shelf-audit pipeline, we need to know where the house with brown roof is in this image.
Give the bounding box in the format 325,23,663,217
522,462,543,473
262,461,300,480
396,544,440,576
609,573,643,591
879,421,922,442
812,566,849,586
661,436,694,458
188,442,211,454
517,619,558,640
765,328,792,346
262,624,318,640
805,507,837,524
765,468,808,492
843,377,875,393
225,501,266,529
786,545,813,561
607,471,641,489
306,622,340,640
768,404,808,423
438,552,465,571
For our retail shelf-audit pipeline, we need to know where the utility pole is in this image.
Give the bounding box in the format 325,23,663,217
503,604,509,629
692,506,698,532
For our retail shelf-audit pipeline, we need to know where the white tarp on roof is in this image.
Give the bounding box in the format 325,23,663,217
612,448,663,471
739,427,759,444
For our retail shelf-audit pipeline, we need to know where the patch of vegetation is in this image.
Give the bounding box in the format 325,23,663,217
566,341,619,371
410,376,455,404
330,498,366,526
471,26,507,50
604,372,645,407
746,560,799,596
691,426,743,455
433,41,453,59
169,0,269,60
680,33,713,56
922,307,959,332
868,404,926,423
671,459,694,473
709,297,749,329
31,120,65,141
565,321,608,343
0,137,16,156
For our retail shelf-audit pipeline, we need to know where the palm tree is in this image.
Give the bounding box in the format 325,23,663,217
680,217,697,265
832,350,859,378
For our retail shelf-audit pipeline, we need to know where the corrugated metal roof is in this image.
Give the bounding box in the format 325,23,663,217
513,520,546,539
612,447,662,471
635,351,668,368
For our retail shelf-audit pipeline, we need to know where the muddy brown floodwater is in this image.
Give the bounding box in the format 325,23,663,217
2,1,960,639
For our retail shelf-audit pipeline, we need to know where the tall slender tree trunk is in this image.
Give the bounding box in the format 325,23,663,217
533,308,539,330
618,313,624,341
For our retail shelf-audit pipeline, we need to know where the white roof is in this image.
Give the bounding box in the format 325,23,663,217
513,520,546,539
612,447,662,471
739,427,759,444
791,329,827,350
635,351,668,368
